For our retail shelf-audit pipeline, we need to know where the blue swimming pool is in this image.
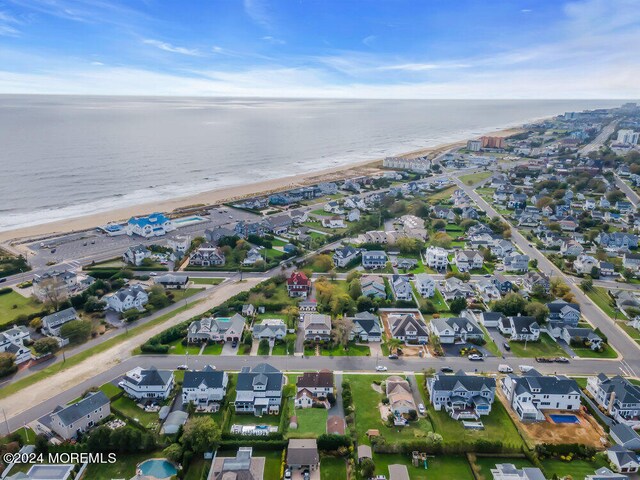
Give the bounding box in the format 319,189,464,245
138,459,177,479
549,414,580,424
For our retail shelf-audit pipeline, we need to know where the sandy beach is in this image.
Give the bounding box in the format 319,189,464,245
0,126,522,245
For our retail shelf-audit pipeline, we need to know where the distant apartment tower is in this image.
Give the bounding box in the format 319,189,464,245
480,136,505,149
617,129,640,145
467,139,481,152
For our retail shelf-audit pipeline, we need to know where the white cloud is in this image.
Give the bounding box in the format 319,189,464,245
0,10,21,36
243,0,273,30
261,36,285,45
362,35,376,47
142,39,201,57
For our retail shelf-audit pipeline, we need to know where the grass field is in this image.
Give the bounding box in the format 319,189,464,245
320,457,347,480
184,457,211,480
202,342,223,355
99,382,122,399
111,396,160,430
373,453,474,480
167,338,202,355
190,277,224,285
572,343,618,359
345,374,434,444
587,287,625,319
461,171,492,185
431,289,449,311
320,343,370,356
292,402,329,437
508,333,568,358
0,290,43,326
426,186,457,205
541,456,608,478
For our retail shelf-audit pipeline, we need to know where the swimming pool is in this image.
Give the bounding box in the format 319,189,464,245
549,414,580,424
138,459,177,479
174,215,205,224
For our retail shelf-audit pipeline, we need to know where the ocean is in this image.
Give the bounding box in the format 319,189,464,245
0,96,622,232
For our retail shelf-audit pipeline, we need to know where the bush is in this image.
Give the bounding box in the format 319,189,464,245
0,287,12,295
317,434,351,451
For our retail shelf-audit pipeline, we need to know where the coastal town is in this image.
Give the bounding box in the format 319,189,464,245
4,103,640,480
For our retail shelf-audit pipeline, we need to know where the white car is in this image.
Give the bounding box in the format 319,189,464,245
149,272,157,276
375,365,388,372
418,403,426,414
176,365,188,370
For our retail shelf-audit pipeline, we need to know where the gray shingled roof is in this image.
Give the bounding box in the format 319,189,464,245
182,366,225,389
52,391,109,427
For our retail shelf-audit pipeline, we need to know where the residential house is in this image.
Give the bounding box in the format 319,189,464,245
210,447,264,480
429,317,484,344
587,374,640,426
503,252,530,273
610,423,640,450
491,239,515,258
252,319,287,342
49,391,110,440
501,370,580,422
105,285,149,313
186,314,246,343
362,250,388,269
499,316,540,341
442,276,475,301
607,446,640,474
600,261,616,276
295,370,334,409
597,232,639,250
287,271,311,298
0,325,31,364
321,216,346,229
491,464,545,480
347,209,361,222
547,299,580,336
492,274,513,294
425,246,449,270
523,271,550,294
188,244,226,267
361,275,386,299
302,313,332,342
41,307,78,337
234,363,284,415
386,376,416,415
585,467,629,480
333,245,360,268
623,253,640,272
243,248,263,266
287,439,319,472
479,311,507,328
154,274,189,289
388,313,429,344
324,201,344,214
391,275,413,301
122,244,151,266
348,312,382,342
182,366,229,409
235,220,267,238
560,240,584,257
454,250,483,272
427,370,496,419
574,254,599,275
204,226,237,245
414,274,435,297
120,366,174,400
33,269,81,302
395,258,418,270
125,212,175,237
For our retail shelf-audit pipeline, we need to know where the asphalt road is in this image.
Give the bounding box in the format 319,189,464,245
1,352,632,436
579,120,618,155
615,174,640,208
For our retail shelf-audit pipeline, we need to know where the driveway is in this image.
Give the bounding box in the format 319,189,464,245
328,372,344,420
291,468,320,480
295,321,305,355
221,341,238,356
441,342,493,358
405,373,426,416
485,327,513,359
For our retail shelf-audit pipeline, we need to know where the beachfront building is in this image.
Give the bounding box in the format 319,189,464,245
122,244,151,266
188,244,226,267
125,212,175,238
186,314,246,343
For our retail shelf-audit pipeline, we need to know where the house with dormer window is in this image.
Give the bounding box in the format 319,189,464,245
234,363,284,415
427,370,496,420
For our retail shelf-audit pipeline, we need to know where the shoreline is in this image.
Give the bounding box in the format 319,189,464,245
0,126,523,245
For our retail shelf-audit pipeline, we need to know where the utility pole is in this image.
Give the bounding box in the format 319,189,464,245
2,408,9,435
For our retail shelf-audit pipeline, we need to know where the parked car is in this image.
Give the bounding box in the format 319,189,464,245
503,342,511,351
440,366,454,373
519,365,534,373
176,365,188,370
375,365,388,372
149,272,157,276
231,340,238,348
284,469,292,479
418,403,426,414
388,354,399,360
468,354,483,361
554,357,570,363
0,278,5,284
498,364,513,373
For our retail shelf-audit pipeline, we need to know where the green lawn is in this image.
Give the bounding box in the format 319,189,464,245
373,453,474,480
320,456,346,480
271,335,295,355
541,456,608,478
84,451,164,480
473,456,533,480
99,382,122,400
572,343,618,359
255,449,284,480
0,290,43,326
111,396,160,430
229,411,281,426
427,186,457,204
311,208,333,217
184,457,211,480
258,341,270,355
460,171,492,185
167,338,202,355
202,342,223,355
508,333,568,358
345,374,434,445
431,289,449,312
190,277,224,285
587,287,625,319
292,402,329,437
320,343,370,356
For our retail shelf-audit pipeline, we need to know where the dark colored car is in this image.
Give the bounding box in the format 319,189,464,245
388,354,399,360
503,342,511,351
440,367,454,373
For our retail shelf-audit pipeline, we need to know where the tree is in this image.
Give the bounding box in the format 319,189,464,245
37,278,68,311
0,352,17,377
360,458,376,478
606,189,626,203
148,285,170,309
29,317,42,330
492,293,527,316
386,338,402,355
580,278,594,292
550,278,574,302
356,295,374,312
332,317,354,348
163,443,183,463
313,254,333,273
84,295,106,313
431,232,452,249
590,266,600,279
432,219,446,230
282,305,299,327
348,280,362,300
33,337,60,356
59,319,92,345
449,297,467,314
524,302,549,323
330,294,355,317
180,417,221,454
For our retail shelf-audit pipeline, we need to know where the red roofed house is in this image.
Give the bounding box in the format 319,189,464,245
287,271,311,298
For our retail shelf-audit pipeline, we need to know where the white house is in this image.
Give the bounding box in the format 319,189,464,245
574,254,598,275
252,318,287,342
332,246,360,268
607,446,640,474
120,366,175,400
499,316,540,341
123,244,151,266
427,371,496,420
189,244,226,267
295,370,334,409
454,250,483,272
425,246,449,270
362,251,388,269
429,317,484,344
182,366,228,410
503,253,530,273
105,285,149,313
126,212,175,238
414,274,435,297
388,313,429,344
0,325,32,364
303,313,332,341
391,275,413,301
501,370,580,422
41,307,78,337
347,312,382,342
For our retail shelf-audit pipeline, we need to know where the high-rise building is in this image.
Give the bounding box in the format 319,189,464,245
617,129,640,145
480,136,505,149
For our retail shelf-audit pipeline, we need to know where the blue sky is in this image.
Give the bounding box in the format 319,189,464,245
0,0,638,98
